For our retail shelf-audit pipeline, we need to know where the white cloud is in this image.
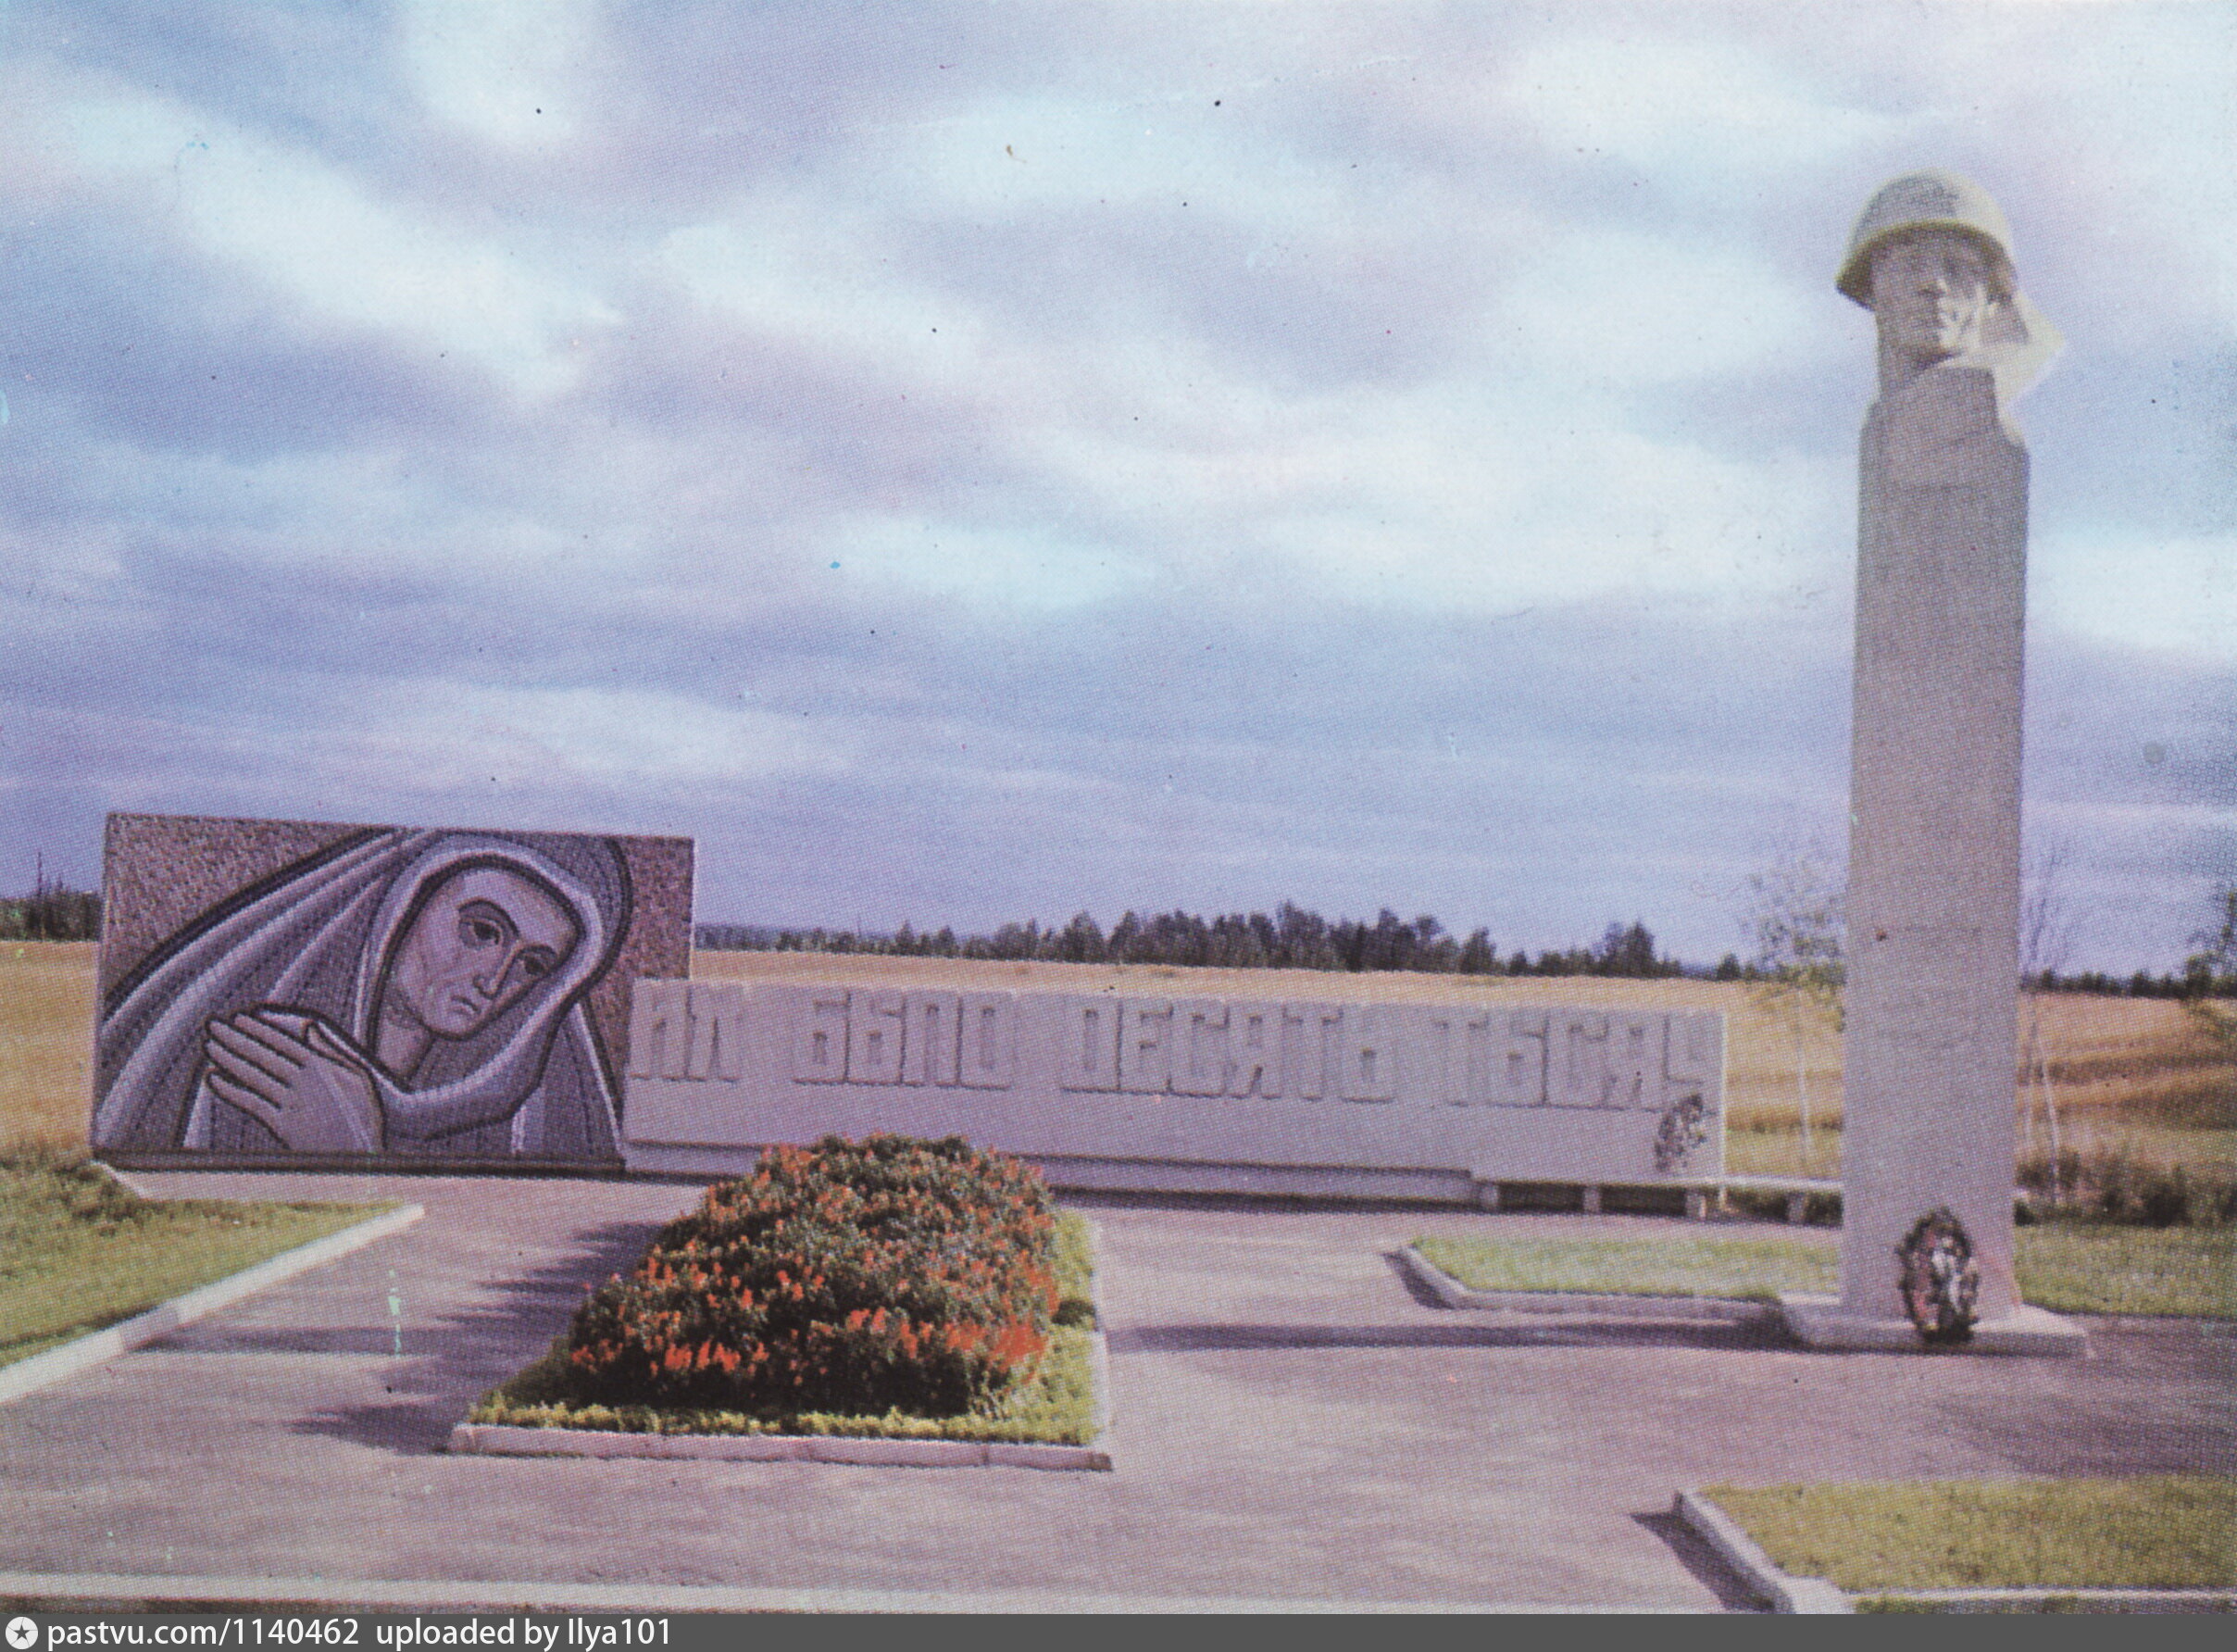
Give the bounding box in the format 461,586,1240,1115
63,84,613,398
2034,530,2237,663
11,5,2227,973
361,681,838,791
833,517,1159,612
397,0,602,151
0,519,125,602
72,440,666,594
1500,33,1902,176
871,94,1350,232
657,212,1016,399
1263,427,1844,614
1486,226,1826,385
1026,364,1848,616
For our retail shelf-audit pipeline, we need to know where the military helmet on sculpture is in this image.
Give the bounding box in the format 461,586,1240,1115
1836,169,2017,307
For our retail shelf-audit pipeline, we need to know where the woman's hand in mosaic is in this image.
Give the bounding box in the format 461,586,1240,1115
203,1009,386,1155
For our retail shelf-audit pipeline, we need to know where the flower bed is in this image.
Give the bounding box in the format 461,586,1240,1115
470,1134,1101,1444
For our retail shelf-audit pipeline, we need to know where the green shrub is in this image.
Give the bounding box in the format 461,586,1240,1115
2018,1146,2235,1228
562,1133,1059,1418
1723,1186,1843,1225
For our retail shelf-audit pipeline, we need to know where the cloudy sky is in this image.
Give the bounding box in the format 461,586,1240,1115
2,1,2229,970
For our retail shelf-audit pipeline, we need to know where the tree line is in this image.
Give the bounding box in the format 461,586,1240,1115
4,868,2224,997
2031,967,2233,1001
698,902,2235,997
0,873,101,942
699,907,1693,979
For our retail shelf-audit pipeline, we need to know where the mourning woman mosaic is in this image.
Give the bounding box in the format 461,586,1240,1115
94,822,686,1166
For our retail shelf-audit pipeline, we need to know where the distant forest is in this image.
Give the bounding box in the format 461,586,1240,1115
1,872,2216,996
697,905,2224,995
699,906,1688,979
0,873,101,942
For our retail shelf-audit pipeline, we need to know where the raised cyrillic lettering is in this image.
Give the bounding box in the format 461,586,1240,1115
958,994,1017,1089
687,983,748,1082
1427,1011,1492,1104
628,980,693,1081
904,993,960,1086
1339,1005,1396,1102
1490,1012,1548,1106
792,991,851,1083
1120,999,1171,1094
1057,997,1121,1091
1284,1004,1343,1099
1225,1001,1283,1098
1173,999,1229,1096
1606,1014,1658,1108
847,990,905,1085
1549,1013,1609,1108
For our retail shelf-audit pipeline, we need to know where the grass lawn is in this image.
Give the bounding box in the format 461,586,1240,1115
1415,1231,1836,1301
470,1208,1104,1444
2014,1222,2235,1318
1415,1222,2234,1318
1705,1477,2237,1594
0,1155,393,1367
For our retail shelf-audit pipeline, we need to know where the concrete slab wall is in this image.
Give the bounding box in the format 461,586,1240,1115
622,982,1724,1197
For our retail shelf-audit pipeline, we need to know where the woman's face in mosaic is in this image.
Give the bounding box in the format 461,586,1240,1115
385,866,580,1041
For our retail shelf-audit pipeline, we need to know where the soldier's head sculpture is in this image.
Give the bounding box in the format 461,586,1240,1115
1839,169,2060,405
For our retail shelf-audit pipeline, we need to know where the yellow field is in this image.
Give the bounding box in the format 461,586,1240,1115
0,942,96,1152
6,942,2228,1176
2019,994,2232,1130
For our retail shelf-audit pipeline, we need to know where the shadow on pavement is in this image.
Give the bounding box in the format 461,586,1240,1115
1109,1320,1778,1354
285,1215,665,1458
1631,1509,1770,1613
1061,1189,1468,1216
1935,1391,2237,1478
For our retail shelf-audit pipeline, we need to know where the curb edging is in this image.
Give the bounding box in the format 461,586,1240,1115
0,1201,426,1408
1671,1489,1852,1614
1397,1245,1774,1323
1084,1215,1116,1441
446,1414,1112,1471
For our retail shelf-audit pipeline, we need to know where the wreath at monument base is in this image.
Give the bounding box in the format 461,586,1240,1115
1895,1206,1980,1347
1652,1092,1710,1174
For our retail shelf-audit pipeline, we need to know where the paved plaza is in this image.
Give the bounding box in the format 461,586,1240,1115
1,1174,2229,1611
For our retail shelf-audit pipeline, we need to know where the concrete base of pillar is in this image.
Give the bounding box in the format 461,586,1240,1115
1776,1294,2090,1357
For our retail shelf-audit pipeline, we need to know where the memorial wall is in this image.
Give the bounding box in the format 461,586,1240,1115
84,808,1722,1197
625,982,1725,1202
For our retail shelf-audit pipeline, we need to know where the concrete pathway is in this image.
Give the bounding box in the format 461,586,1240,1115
1,1175,2229,1610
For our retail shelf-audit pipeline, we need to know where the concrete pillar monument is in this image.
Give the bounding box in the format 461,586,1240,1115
1780,170,2085,1354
